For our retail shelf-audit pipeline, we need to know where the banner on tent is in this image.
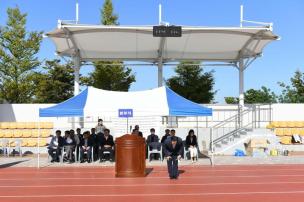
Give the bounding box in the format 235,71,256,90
118,109,133,118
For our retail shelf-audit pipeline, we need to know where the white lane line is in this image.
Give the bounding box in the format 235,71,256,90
2,168,304,174
1,174,304,181
2,181,304,188
2,190,304,198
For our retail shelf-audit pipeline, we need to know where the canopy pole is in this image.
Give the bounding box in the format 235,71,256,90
159,4,162,25
158,62,163,87
239,59,244,128
240,5,243,27
73,56,81,129
73,56,81,96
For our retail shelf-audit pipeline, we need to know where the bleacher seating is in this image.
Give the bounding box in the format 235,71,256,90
267,121,304,145
0,122,53,150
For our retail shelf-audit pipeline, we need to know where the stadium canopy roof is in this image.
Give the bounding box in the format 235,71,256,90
46,24,278,63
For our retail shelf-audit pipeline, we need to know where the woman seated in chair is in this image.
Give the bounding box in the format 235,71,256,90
80,131,94,163
185,129,198,162
64,130,76,163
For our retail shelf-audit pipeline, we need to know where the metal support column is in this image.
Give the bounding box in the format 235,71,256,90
73,56,81,129
73,56,81,96
239,59,245,128
158,62,163,87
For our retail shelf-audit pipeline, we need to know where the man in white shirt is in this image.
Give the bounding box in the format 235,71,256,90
96,119,106,134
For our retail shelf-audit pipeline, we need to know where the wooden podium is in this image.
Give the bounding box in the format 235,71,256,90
115,134,146,177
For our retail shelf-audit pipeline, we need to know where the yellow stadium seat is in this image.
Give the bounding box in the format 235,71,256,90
275,128,284,136
266,123,274,129
27,139,37,147
41,122,54,129
279,121,288,128
13,130,23,138
284,128,293,136
41,129,51,138
272,121,280,128
8,122,17,129
21,140,28,147
16,122,26,129
295,121,304,128
26,122,38,129
31,129,39,137
280,136,292,144
39,139,47,146
3,130,13,138
22,129,32,138
287,121,296,128
291,128,301,135
0,122,10,129
299,129,304,136
0,129,4,138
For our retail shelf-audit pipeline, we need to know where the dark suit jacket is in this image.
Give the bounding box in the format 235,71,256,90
147,134,159,144
163,140,183,157
161,134,170,144
79,136,94,147
185,135,198,148
98,135,114,147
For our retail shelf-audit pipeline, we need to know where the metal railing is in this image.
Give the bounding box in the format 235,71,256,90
209,104,272,153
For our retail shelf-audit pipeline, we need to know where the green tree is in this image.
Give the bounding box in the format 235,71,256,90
0,7,43,103
166,61,216,103
244,86,277,104
278,70,304,103
225,97,239,104
84,0,135,91
224,86,277,104
32,59,74,103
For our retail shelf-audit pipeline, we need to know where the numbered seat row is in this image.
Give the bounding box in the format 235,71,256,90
0,129,52,138
0,122,53,129
0,138,48,147
267,121,304,129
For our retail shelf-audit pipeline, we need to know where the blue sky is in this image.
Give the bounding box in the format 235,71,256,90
1,0,304,103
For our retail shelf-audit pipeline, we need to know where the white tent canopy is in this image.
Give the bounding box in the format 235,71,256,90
47,24,278,63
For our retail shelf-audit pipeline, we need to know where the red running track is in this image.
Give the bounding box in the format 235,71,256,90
1,164,304,202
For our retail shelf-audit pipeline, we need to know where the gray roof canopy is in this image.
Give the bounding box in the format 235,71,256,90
46,24,279,63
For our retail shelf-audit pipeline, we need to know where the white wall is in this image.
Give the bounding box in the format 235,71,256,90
271,104,304,121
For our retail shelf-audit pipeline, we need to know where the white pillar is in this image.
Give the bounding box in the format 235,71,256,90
239,59,244,108
239,59,245,128
73,56,81,129
158,63,163,87
73,56,81,96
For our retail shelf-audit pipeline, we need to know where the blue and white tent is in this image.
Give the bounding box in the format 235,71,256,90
39,86,212,117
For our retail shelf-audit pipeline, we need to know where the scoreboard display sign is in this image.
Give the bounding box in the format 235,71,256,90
153,26,182,37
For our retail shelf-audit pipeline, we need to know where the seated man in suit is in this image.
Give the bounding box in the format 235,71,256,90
48,130,64,162
80,131,94,163
164,136,183,179
161,129,171,144
64,130,76,163
98,129,115,162
146,128,160,160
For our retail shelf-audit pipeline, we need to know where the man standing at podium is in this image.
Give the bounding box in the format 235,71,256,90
164,136,183,179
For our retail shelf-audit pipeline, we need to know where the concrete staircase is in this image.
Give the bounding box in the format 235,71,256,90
212,128,279,155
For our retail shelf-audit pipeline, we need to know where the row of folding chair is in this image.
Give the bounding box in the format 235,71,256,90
0,129,51,138
0,122,53,129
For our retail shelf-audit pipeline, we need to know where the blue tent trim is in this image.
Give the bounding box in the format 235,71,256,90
165,87,212,116
39,88,88,117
